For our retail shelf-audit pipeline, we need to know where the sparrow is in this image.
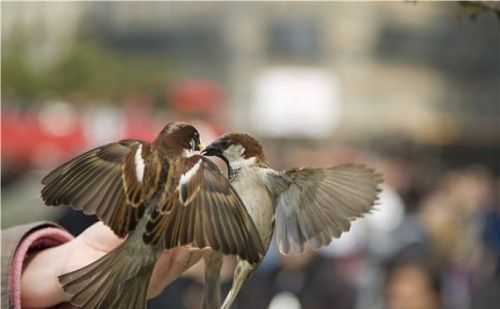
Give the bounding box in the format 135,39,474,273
41,122,265,309
202,133,383,309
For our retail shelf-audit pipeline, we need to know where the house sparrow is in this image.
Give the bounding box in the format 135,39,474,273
202,133,383,309
41,122,264,309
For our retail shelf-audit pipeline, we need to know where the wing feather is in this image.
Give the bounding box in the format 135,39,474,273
157,156,265,263
270,164,382,254
41,140,153,237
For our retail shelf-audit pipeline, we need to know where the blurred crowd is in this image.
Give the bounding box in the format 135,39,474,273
218,139,499,309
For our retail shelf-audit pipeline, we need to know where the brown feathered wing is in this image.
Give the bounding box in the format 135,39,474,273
41,140,153,237
146,155,265,263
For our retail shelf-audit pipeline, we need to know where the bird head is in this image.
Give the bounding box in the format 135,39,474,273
202,133,267,169
154,121,203,157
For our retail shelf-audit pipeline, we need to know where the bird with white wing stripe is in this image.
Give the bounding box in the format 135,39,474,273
41,122,264,309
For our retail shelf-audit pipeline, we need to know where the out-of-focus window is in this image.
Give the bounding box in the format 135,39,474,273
266,19,322,61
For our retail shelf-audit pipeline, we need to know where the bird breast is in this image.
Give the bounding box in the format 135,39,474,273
230,167,275,247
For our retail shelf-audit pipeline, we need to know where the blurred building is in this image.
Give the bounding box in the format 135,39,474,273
3,2,498,150
88,3,498,146
1,2,83,71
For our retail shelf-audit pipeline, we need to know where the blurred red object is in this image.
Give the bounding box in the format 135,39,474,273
122,93,158,141
2,110,86,168
169,80,224,114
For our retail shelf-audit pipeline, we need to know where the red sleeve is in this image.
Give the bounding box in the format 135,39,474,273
10,227,73,309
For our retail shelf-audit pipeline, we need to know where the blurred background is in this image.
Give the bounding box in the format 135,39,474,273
2,2,499,309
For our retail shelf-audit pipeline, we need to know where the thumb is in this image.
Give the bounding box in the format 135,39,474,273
148,247,204,298
77,222,124,252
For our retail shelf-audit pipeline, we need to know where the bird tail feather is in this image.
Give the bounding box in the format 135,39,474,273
59,241,154,309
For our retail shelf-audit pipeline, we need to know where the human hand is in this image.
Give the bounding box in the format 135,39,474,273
21,222,203,308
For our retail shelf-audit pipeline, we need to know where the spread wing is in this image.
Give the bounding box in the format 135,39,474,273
147,155,265,264
267,164,383,254
41,140,155,237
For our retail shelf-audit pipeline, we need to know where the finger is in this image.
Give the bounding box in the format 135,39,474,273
61,222,126,276
147,248,203,298
183,249,205,272
77,222,124,252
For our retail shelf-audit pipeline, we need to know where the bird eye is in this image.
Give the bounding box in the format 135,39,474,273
220,140,230,148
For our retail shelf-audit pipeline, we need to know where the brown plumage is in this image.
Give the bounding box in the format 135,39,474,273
218,132,269,167
41,122,264,309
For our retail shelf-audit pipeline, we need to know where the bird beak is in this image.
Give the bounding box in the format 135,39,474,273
196,143,204,151
201,143,222,157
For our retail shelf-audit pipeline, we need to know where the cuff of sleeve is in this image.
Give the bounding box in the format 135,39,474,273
10,227,74,309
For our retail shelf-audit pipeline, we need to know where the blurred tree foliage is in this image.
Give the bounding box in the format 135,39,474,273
2,36,45,102
2,36,171,105
458,1,500,21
